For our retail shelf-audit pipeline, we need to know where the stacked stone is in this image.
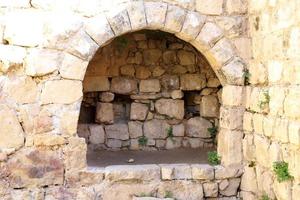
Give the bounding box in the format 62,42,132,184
79,31,221,150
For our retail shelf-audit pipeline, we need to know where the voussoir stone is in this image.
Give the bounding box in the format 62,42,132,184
0,105,24,150
155,99,184,119
165,5,186,33
105,124,129,140
196,0,223,15
106,9,131,36
145,2,167,30
41,80,82,104
127,1,147,30
105,165,160,181
186,117,212,138
60,53,88,81
111,77,138,94
144,119,170,139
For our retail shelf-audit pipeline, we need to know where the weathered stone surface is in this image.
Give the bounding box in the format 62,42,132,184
77,124,90,142
25,48,62,76
163,50,177,64
127,1,147,30
289,121,300,146
128,121,143,138
172,124,185,137
210,38,235,67
200,95,220,117
155,99,184,119
140,79,161,93
177,50,195,65
41,80,82,104
161,164,191,180
111,77,138,94
157,181,203,200
0,105,24,150
254,134,270,167
105,124,129,140
284,87,300,119
191,164,214,180
95,103,114,124
222,85,244,106
60,53,88,80
241,166,258,193
99,92,115,102
196,0,223,15
171,90,184,99
143,49,162,65
165,5,186,33
180,74,206,90
33,133,66,146
107,139,122,149
63,137,87,171
203,182,218,197
186,117,212,138
219,107,244,130
130,103,149,121
7,148,64,188
274,180,292,200
0,45,26,73
144,119,170,139
221,57,245,85
121,65,135,77
161,75,180,90
135,66,151,79
79,167,104,186
83,76,110,92
105,165,160,181
197,22,223,48
226,0,247,14
145,2,167,29
219,178,240,196
106,9,131,36
166,137,182,149
89,124,105,144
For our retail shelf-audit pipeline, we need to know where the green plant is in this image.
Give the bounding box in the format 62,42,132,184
260,194,270,200
138,136,148,146
273,161,293,182
258,90,270,110
207,123,218,139
167,127,174,138
243,69,251,85
207,151,221,165
164,191,173,198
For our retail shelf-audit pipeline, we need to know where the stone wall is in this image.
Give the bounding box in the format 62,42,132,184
78,31,221,150
241,1,300,200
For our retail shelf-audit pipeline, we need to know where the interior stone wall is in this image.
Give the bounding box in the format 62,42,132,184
241,1,300,200
0,0,249,199
78,31,221,151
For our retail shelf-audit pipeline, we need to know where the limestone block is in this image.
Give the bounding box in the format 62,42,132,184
177,50,195,65
105,124,129,140
243,134,255,161
203,182,218,197
226,0,247,14
144,2,167,30
196,0,223,15
254,134,270,168
120,65,135,77
210,38,235,68
144,119,170,139
83,76,110,92
241,166,257,193
207,78,221,87
172,65,188,74
25,48,62,76
33,133,66,146
214,165,243,179
267,60,283,83
106,139,122,149
157,181,203,200
164,5,186,33
252,113,264,134
127,1,147,30
292,184,300,200
220,107,244,130
155,99,184,119
176,11,206,41
99,92,115,102
249,60,267,85
221,57,245,85
180,74,206,90
140,79,161,93
269,86,285,116
219,178,240,196
191,164,214,180
186,117,212,138
95,103,114,124
289,121,300,146
111,77,138,94
130,103,149,120
200,95,220,118
60,53,89,80
131,93,162,100
171,90,184,99
89,124,105,144
163,50,177,64
222,85,244,106
128,121,143,138
274,180,292,200
284,87,300,119
243,112,253,132
166,137,182,149
197,22,223,48
105,165,160,181
161,75,180,90
106,9,131,36
63,137,87,171
85,14,115,46
77,124,90,141
135,66,151,79
0,105,24,150
186,138,204,148
0,45,26,73
3,76,38,104
143,49,162,65
263,115,275,137
41,80,82,104
273,118,289,143
172,124,185,137
161,164,192,180
130,139,139,150
79,167,104,186
7,148,64,188
4,10,44,47
153,66,166,77
127,52,143,65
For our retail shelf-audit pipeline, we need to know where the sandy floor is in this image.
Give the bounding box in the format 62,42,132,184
87,148,215,167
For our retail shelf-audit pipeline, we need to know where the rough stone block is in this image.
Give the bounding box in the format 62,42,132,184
177,50,195,65
140,79,161,93
164,5,186,33
89,124,105,144
203,182,218,197
130,102,149,120
191,164,214,180
144,2,167,30
106,9,131,36
155,99,184,119
0,45,26,73
83,76,110,92
221,57,245,85
220,107,244,130
161,75,180,90
127,1,147,30
197,22,223,48
222,85,244,106
105,124,129,140
99,92,115,102
165,137,182,149
143,49,162,65
95,103,114,124
200,95,219,117
111,77,138,94
106,139,122,149
196,0,223,15
60,53,88,80
180,74,206,91
144,119,170,139
161,164,192,180
186,117,212,138
219,178,240,196
128,121,143,139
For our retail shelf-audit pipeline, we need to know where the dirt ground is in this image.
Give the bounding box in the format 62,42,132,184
87,148,215,167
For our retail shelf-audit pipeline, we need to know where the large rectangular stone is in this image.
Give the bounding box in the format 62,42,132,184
105,124,129,140
191,164,214,180
83,76,110,92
